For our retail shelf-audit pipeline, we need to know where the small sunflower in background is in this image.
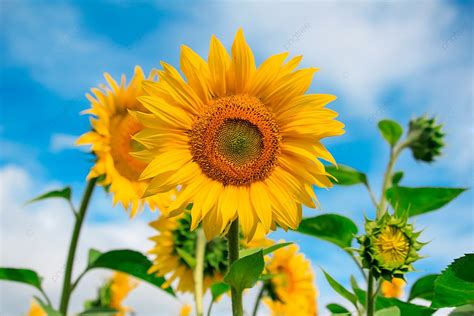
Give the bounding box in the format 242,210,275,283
76,66,174,216
148,213,272,293
133,29,344,240
148,213,228,293
84,272,138,316
26,300,46,316
179,304,192,316
381,277,406,298
263,244,318,316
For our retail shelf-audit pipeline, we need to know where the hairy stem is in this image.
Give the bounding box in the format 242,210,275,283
193,228,206,316
59,178,97,314
227,219,243,316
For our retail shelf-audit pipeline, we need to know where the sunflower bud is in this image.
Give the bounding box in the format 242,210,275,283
357,212,425,280
407,116,444,163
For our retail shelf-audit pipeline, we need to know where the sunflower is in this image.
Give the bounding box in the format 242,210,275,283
26,300,46,316
110,272,138,316
179,304,192,316
263,244,317,316
358,212,425,280
133,29,344,240
381,277,405,298
76,66,174,216
84,272,137,316
148,213,227,293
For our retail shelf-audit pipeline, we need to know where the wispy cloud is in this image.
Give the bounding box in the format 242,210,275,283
49,133,79,153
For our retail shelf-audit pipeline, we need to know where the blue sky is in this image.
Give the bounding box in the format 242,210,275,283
0,1,473,315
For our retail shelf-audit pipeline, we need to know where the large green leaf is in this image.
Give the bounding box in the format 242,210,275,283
355,289,435,315
27,187,72,204
386,186,467,217
87,249,174,296
224,250,264,294
326,303,350,314
378,120,403,146
409,274,439,301
326,165,368,186
296,214,358,249
322,269,358,308
0,267,42,290
432,254,474,308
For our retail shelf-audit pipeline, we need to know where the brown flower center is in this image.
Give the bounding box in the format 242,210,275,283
190,95,280,186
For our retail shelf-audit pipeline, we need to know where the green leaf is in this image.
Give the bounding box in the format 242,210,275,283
408,274,439,301
321,269,358,308
224,250,264,294
375,306,401,316
355,289,435,315
86,249,174,296
378,120,403,146
78,307,118,315
432,254,474,308
296,214,358,249
27,187,72,204
239,242,292,258
387,187,467,217
263,242,292,255
0,267,42,290
176,248,197,268
33,296,62,316
391,171,404,186
350,275,360,293
326,165,367,186
210,282,230,302
326,303,350,314
449,304,474,315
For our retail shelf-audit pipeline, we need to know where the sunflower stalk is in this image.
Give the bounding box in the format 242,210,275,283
377,139,409,219
366,269,375,316
227,219,243,316
59,177,97,314
193,228,206,316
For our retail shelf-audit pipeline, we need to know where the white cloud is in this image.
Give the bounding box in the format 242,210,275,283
49,133,80,153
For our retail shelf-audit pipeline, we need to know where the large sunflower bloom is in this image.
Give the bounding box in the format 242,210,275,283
134,29,344,239
77,66,173,216
264,244,317,315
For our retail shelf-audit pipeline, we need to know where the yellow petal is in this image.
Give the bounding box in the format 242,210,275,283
208,35,231,97
229,28,256,94
180,45,211,104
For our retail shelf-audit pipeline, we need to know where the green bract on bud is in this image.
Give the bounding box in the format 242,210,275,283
357,212,426,280
407,116,445,163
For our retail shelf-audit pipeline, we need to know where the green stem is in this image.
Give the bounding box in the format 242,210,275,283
251,284,265,316
193,228,206,316
227,219,243,316
366,270,375,316
59,178,97,314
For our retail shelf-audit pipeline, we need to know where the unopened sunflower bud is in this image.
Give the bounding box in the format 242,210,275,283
407,116,444,163
357,212,425,280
